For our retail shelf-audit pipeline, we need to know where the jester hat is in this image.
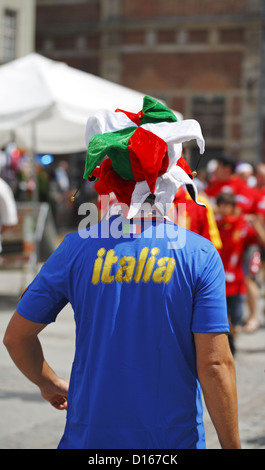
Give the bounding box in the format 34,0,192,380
84,95,205,218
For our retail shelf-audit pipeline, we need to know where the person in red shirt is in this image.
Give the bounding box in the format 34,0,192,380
206,156,263,334
205,154,255,215
251,164,265,218
238,163,265,333
171,186,222,251
216,192,265,353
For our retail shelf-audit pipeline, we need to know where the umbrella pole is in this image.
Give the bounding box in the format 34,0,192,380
30,121,39,274
31,120,38,204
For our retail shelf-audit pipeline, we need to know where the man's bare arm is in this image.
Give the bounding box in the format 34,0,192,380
194,332,241,449
3,311,69,410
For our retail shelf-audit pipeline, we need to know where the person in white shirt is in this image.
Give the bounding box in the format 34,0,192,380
0,176,18,252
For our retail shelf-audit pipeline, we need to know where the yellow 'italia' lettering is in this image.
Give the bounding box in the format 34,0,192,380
134,247,149,283
91,248,106,285
101,249,118,283
116,256,136,283
152,257,176,283
91,247,176,284
142,247,160,283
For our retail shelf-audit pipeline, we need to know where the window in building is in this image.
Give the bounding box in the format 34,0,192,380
192,96,226,139
2,9,17,62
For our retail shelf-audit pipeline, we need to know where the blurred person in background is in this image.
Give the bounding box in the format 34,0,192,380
206,156,263,334
216,192,265,353
235,162,256,188
205,154,253,214
171,185,222,252
243,162,265,332
234,162,261,334
0,174,18,254
50,160,74,231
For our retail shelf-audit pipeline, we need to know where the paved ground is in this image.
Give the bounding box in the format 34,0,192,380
0,268,265,450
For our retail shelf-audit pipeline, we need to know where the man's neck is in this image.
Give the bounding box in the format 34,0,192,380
101,202,166,221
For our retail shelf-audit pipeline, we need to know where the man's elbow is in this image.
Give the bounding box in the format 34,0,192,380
3,322,23,352
197,355,236,383
3,328,15,351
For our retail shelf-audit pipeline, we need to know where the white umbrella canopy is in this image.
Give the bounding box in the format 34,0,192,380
0,53,182,154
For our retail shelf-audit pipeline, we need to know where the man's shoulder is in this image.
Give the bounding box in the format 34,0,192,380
165,220,218,259
186,226,216,252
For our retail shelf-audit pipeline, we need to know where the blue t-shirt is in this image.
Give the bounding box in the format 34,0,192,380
17,216,229,449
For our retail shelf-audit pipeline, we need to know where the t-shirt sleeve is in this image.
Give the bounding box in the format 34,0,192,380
16,236,69,324
192,245,229,333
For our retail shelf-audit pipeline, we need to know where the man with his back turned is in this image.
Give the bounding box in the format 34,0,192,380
4,96,240,449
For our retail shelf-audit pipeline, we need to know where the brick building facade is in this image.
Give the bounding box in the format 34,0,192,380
36,0,265,166
0,0,35,64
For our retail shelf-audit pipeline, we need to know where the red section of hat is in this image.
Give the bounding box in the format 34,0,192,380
115,108,144,126
128,127,168,194
94,158,136,211
92,166,101,178
177,156,193,178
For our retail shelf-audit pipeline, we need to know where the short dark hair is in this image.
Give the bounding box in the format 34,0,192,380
217,154,236,173
216,192,236,207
